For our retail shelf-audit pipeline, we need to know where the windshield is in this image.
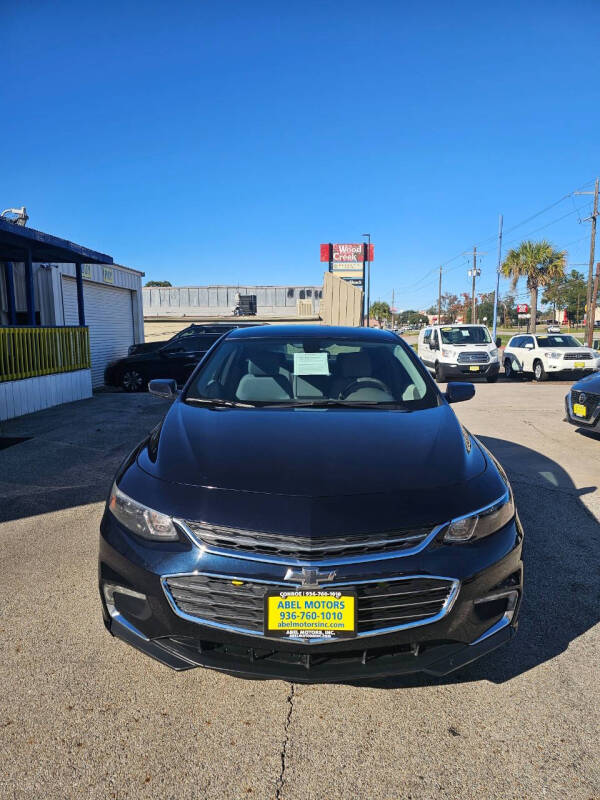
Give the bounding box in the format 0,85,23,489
535,335,582,348
184,336,439,409
439,326,492,345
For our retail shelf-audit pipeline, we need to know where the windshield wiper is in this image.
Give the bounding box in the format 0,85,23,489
261,399,408,410
184,397,257,408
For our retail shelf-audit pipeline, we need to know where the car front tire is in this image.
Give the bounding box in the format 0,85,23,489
434,362,445,383
504,358,515,380
533,360,547,382
121,368,146,392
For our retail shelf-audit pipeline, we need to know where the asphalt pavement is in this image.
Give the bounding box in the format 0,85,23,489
0,380,598,799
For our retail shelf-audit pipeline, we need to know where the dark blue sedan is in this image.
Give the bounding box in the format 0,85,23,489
565,371,600,433
99,325,523,681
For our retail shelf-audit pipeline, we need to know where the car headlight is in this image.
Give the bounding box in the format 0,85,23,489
441,348,454,358
108,483,178,540
489,348,498,359
444,490,514,543
544,351,562,359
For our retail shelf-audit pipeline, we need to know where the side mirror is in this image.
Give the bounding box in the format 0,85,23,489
430,340,438,350
495,337,502,348
445,382,475,404
525,342,534,350
148,379,178,400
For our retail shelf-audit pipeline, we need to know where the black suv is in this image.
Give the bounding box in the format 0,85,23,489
105,323,259,391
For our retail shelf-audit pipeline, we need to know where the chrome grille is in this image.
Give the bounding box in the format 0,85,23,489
457,351,490,364
163,573,457,637
183,522,431,560
564,352,592,361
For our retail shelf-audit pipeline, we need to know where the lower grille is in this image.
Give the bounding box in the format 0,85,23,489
183,522,432,560
564,352,593,360
457,351,490,364
163,574,458,637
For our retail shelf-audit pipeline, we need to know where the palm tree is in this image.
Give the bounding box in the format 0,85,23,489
501,240,566,333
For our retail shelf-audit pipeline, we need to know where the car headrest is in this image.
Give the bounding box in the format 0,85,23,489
337,351,372,378
247,351,284,376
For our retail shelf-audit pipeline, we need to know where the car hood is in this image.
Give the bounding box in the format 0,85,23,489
137,401,486,497
571,371,600,392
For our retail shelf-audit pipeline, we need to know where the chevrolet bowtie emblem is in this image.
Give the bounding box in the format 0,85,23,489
284,566,337,586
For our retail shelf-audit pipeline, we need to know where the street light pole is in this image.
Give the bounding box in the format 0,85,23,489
362,233,371,327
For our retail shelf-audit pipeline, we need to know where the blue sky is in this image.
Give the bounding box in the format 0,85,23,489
3,0,599,311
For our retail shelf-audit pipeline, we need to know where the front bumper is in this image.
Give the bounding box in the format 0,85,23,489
99,511,524,682
441,362,500,379
564,393,600,430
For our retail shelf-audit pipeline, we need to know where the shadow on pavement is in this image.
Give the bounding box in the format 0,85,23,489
0,393,170,524
358,435,599,688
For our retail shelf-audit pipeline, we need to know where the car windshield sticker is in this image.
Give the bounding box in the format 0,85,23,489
441,327,453,331
293,352,330,375
460,329,470,337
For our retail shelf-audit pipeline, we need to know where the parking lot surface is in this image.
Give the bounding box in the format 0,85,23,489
1,381,599,799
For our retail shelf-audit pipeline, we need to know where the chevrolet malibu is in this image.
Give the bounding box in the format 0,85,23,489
99,325,523,682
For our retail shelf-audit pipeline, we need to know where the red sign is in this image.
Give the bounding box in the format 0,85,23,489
320,243,374,263
516,304,529,313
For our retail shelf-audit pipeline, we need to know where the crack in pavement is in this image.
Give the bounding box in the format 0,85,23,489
275,683,295,800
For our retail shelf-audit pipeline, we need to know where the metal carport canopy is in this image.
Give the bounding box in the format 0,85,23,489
0,217,113,264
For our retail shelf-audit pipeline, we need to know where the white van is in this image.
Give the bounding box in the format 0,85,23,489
417,324,501,383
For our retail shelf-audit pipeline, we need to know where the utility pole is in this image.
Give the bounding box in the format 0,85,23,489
437,266,442,323
591,261,600,339
575,178,599,346
465,247,482,323
391,288,395,329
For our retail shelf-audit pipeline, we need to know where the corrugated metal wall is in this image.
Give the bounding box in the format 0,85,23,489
143,285,322,318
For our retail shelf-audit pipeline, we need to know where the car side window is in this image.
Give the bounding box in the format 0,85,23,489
510,336,521,348
521,336,534,348
423,328,431,344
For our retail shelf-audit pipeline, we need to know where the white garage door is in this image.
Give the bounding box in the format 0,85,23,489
62,277,135,387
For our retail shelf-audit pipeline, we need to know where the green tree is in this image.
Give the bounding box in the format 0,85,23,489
145,280,172,287
542,269,586,323
397,309,428,325
369,301,392,323
501,240,566,333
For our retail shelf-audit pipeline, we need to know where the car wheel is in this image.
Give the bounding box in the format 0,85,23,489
504,359,515,380
434,362,445,383
533,360,547,382
121,368,146,392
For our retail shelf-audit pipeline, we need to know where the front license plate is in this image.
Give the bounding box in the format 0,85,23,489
469,365,480,371
573,403,587,417
264,589,357,640
574,361,585,369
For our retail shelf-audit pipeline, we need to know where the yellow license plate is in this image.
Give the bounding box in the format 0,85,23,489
574,361,585,368
265,590,356,639
469,365,480,371
573,403,587,417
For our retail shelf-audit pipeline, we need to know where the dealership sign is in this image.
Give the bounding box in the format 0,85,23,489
320,243,375,264
516,304,529,313
320,243,374,286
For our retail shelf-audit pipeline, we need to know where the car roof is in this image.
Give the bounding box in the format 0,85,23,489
226,324,400,342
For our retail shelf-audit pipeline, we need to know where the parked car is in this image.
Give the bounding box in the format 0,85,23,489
417,324,501,383
564,371,600,433
99,324,523,682
546,325,561,334
503,333,600,381
127,322,259,356
106,323,260,390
